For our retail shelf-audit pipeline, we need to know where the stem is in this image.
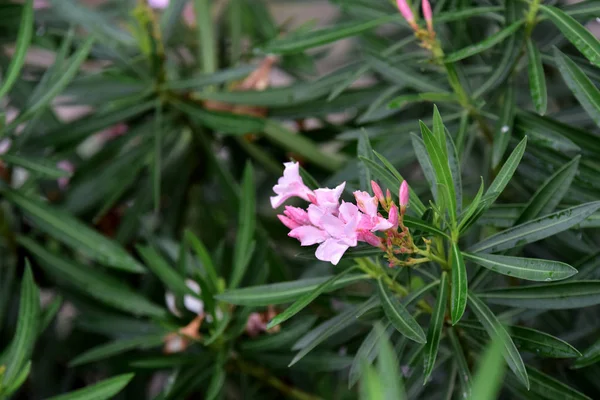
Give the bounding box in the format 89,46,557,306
233,357,324,400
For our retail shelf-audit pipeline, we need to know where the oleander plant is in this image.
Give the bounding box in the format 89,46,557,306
1,0,600,398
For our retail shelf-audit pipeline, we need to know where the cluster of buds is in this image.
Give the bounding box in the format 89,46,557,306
397,0,436,49
271,162,426,267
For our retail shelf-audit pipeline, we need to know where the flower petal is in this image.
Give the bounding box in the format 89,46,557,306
289,225,328,246
315,239,350,265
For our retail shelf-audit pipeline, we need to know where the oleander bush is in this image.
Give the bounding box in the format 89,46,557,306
1,0,600,399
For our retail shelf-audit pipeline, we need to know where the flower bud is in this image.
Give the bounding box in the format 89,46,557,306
388,203,399,228
371,180,384,204
399,181,409,208
396,0,418,30
386,189,392,204
422,0,434,34
362,231,383,248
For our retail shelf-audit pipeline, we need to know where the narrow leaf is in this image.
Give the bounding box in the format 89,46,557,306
230,162,256,288
469,202,600,253
451,243,467,324
423,271,448,382
463,252,577,282
485,136,527,206
527,39,548,115
469,334,506,400
467,292,529,388
377,277,426,343
478,281,600,309
0,0,33,99
45,373,135,400
376,323,407,400
541,5,600,68
492,83,516,169
444,22,524,63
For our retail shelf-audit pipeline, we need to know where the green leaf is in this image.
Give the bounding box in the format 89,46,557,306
2,188,144,273
376,323,407,400
216,274,368,306
403,216,450,238
1,361,31,398
45,373,135,400
541,5,600,68
554,48,600,127
574,337,600,368
387,92,457,109
469,333,506,400
444,21,524,63
377,277,426,343
468,202,600,253
492,83,516,169
173,100,265,136
69,335,165,367
263,16,395,54
185,230,219,294
458,178,485,233
267,267,356,329
0,0,33,99
165,65,256,91
527,366,592,400
459,322,581,358
17,37,95,124
0,262,39,384
467,292,529,389
527,39,548,115
360,360,383,400
137,245,195,297
450,243,467,324
420,119,456,222
411,133,438,202
485,136,527,206
358,131,374,192
445,126,463,216
290,304,361,366
230,163,256,288
205,358,225,400
349,322,391,388
515,156,580,225
448,328,472,398
0,154,72,179
241,316,317,352
423,271,448,382
263,120,346,171
463,252,577,282
19,236,166,318
478,281,600,309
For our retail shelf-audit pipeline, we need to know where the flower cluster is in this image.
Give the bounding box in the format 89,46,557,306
271,162,414,265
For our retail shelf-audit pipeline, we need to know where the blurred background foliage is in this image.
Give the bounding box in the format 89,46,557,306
0,0,600,399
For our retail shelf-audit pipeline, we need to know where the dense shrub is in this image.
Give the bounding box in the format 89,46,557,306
1,0,600,399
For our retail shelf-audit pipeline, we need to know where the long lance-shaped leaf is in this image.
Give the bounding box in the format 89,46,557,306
444,21,524,63
377,278,426,343
450,243,467,324
469,333,506,400
423,272,448,382
267,267,356,329
467,292,529,389
478,281,600,309
515,156,580,225
0,0,33,99
527,38,548,115
485,136,527,206
468,202,600,253
463,252,577,282
554,48,600,128
541,5,600,68
45,373,135,400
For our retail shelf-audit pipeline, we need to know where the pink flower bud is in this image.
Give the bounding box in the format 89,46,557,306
371,181,384,203
399,181,409,208
278,215,300,230
422,0,434,33
386,189,392,204
388,203,399,228
396,0,415,25
361,231,383,248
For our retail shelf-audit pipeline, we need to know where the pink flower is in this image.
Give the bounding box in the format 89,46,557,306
422,0,434,33
396,0,416,28
371,180,385,205
270,162,314,208
400,181,409,208
354,191,394,232
57,160,75,190
309,182,346,215
389,203,399,228
148,0,170,8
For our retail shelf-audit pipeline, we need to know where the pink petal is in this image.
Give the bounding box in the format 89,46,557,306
353,191,378,217
313,182,345,214
289,226,328,246
315,239,350,265
271,162,314,208
307,204,327,227
148,0,170,8
278,215,301,230
371,216,394,232
283,205,310,225
320,213,346,238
